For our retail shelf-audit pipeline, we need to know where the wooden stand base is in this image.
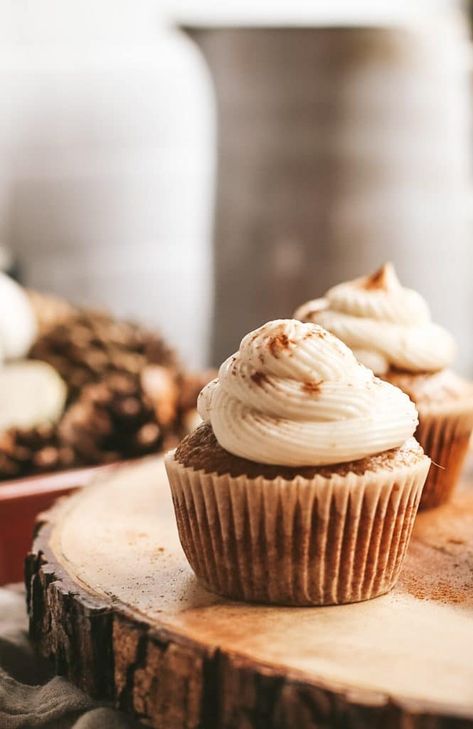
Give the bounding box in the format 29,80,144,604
26,457,473,728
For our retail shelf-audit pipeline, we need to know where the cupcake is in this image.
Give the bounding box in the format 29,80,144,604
295,263,473,510
165,319,430,605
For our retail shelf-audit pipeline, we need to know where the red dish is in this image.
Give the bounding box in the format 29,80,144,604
0,464,118,585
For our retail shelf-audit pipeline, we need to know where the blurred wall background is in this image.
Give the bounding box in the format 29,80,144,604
0,0,472,372
0,0,215,368
184,2,473,371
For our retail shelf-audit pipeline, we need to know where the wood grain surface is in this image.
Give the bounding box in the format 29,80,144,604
26,456,473,728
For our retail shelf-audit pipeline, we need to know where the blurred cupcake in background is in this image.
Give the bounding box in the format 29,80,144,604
295,263,473,509
166,319,430,606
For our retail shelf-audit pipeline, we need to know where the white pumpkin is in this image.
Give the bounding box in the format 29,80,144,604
0,273,37,361
0,361,66,431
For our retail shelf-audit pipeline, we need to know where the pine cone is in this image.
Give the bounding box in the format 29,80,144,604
27,289,77,335
29,310,179,404
0,424,76,481
178,369,217,414
177,369,217,434
141,365,180,428
59,372,164,465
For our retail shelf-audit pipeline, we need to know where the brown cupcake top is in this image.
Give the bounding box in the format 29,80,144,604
174,422,426,480
384,368,473,412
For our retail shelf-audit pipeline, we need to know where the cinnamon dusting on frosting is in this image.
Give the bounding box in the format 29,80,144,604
268,332,290,358
197,319,419,467
361,262,399,292
302,380,322,395
250,371,268,387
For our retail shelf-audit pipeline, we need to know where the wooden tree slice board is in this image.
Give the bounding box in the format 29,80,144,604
26,457,473,729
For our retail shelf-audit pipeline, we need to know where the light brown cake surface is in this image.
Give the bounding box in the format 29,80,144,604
175,422,425,480
384,368,473,412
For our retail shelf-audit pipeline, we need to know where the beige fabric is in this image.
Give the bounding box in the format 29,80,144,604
0,586,140,729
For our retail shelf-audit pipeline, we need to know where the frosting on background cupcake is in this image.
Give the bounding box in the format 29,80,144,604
294,263,455,375
198,319,418,466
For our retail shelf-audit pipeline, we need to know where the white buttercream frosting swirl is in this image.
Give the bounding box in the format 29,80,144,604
294,263,455,375
198,319,418,467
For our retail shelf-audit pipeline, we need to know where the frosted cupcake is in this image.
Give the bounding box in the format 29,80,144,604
295,263,473,509
165,319,430,605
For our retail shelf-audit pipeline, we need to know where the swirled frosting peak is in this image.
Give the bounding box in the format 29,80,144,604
294,263,455,375
197,319,418,467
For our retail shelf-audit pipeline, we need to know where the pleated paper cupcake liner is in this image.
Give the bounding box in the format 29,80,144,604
416,407,473,510
165,452,430,606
